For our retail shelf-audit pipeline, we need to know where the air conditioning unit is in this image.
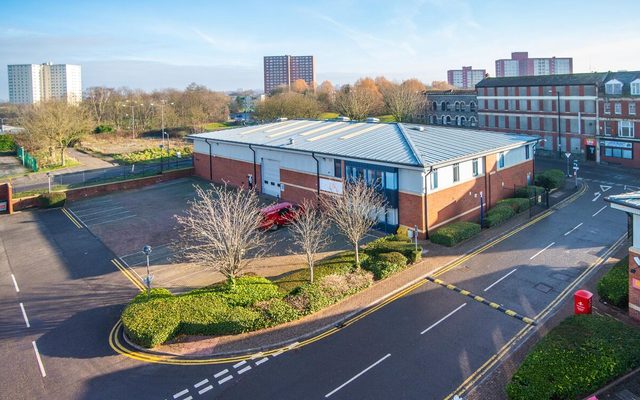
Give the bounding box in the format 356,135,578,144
366,117,380,123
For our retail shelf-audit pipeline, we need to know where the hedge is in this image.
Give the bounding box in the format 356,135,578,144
365,260,402,280
497,198,531,213
365,236,422,260
430,221,481,247
514,185,545,199
377,252,408,269
597,257,629,308
507,315,640,400
0,134,16,152
484,205,516,228
38,192,66,208
535,169,565,190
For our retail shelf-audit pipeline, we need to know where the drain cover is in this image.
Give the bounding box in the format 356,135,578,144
550,273,571,282
535,283,553,293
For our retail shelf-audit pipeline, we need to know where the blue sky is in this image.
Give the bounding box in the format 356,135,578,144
2,0,639,99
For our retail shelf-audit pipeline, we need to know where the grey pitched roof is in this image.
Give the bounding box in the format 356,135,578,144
600,71,640,96
476,72,608,88
189,120,536,168
606,191,640,211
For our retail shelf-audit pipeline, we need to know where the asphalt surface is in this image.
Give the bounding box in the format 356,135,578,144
0,157,634,399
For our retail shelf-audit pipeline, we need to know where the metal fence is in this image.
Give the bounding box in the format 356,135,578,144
16,147,38,172
13,156,193,194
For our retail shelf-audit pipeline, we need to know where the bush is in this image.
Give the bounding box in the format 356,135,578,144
214,276,282,306
535,169,566,190
377,252,408,269
395,226,410,240
94,124,114,133
430,221,481,247
113,145,192,164
365,237,421,260
408,250,422,264
514,185,545,199
366,260,401,280
598,257,629,308
0,134,16,152
38,192,66,208
254,298,301,327
286,270,373,313
497,198,531,213
484,205,516,228
507,315,640,400
275,252,355,293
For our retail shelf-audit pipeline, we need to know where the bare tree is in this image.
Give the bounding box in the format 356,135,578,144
174,184,268,285
322,180,385,268
84,87,113,125
288,199,331,283
381,81,426,122
334,84,378,121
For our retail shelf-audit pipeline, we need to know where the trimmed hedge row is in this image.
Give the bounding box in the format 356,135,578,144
597,257,629,308
535,169,565,190
507,315,640,400
514,185,545,199
38,192,66,208
484,205,516,228
497,198,531,213
430,222,481,247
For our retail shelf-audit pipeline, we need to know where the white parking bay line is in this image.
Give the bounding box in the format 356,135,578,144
20,303,30,328
198,385,213,395
325,354,391,398
194,379,209,388
237,365,252,374
233,360,247,369
420,303,466,335
564,222,583,236
32,341,46,377
173,389,189,398
11,274,20,292
255,357,269,366
213,369,229,378
530,242,555,260
82,209,131,222
218,375,233,385
592,206,607,217
89,214,137,226
483,269,518,292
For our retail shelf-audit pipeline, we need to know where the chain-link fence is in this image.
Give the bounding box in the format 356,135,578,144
16,147,38,172
12,156,193,194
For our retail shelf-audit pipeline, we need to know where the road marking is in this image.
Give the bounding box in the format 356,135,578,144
11,274,20,292
183,397,192,400
20,303,30,328
233,360,246,368
173,389,189,398
73,206,126,218
564,222,583,236
483,269,518,292
592,192,601,202
65,208,88,229
89,214,136,226
218,375,233,384
61,208,83,229
213,369,229,378
325,353,391,398
600,185,612,192
194,379,209,388
111,259,145,291
32,341,46,377
420,303,466,335
255,357,269,365
237,365,252,374
82,209,132,223
288,341,300,349
271,349,284,357
592,206,607,217
198,385,213,395
529,242,555,260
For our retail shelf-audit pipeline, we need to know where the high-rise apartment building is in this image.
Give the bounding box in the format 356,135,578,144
263,55,315,94
495,52,572,77
446,66,486,89
8,63,82,104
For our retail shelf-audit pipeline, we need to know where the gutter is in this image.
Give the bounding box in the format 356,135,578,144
248,144,257,190
204,138,213,180
311,152,320,197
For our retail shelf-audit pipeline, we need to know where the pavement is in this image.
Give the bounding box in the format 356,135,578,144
0,154,28,178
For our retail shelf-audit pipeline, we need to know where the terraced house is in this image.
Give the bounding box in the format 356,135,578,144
190,120,536,238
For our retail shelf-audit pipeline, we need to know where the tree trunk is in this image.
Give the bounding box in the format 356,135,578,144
60,147,66,166
354,244,360,270
309,261,314,284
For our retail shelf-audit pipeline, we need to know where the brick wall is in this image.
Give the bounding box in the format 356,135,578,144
195,153,262,191
601,143,640,169
427,176,485,230
629,247,640,321
280,168,318,204
0,182,12,214
399,191,426,238
492,160,534,205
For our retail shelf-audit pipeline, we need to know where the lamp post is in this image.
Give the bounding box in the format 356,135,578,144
549,89,562,159
159,144,164,174
0,117,6,132
142,245,152,297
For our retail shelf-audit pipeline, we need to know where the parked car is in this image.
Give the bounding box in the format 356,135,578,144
259,202,299,231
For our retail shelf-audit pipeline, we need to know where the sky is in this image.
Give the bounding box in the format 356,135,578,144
2,0,640,100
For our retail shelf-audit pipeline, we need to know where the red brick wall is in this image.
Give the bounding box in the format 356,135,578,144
0,182,12,214
195,153,261,191
427,176,485,230
629,247,640,321
601,143,640,169
280,168,318,204
12,195,39,211
399,191,426,237
492,160,534,205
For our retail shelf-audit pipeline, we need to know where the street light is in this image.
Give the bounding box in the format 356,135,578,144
142,245,153,297
159,144,164,174
549,89,563,159
152,100,174,150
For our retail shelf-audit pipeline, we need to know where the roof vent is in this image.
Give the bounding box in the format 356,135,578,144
288,137,295,145
335,116,351,122
412,126,425,132
366,117,380,123
276,117,288,122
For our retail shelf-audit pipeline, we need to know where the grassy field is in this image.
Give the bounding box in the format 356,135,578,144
203,122,235,131
319,112,340,120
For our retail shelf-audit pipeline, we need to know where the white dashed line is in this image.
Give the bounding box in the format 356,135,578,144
32,341,46,377
420,303,466,335
483,269,518,292
237,365,252,374
271,349,284,357
325,354,391,398
20,303,30,328
194,379,209,388
592,206,607,217
183,397,193,400
213,369,229,378
564,222,583,236
198,385,213,395
11,274,20,292
218,375,233,385
288,341,300,349
173,389,189,398
233,360,247,369
530,242,555,260
255,357,269,366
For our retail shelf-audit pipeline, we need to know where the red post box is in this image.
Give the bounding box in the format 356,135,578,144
574,290,593,315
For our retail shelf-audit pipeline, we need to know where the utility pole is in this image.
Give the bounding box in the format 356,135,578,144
131,104,135,139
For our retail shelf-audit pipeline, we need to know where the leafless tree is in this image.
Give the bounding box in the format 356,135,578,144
84,87,113,125
254,92,321,120
334,84,377,121
288,199,331,283
322,180,386,268
174,183,268,285
381,81,426,122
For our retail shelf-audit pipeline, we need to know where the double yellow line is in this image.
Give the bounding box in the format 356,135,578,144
443,232,627,400
111,258,145,291
61,208,83,229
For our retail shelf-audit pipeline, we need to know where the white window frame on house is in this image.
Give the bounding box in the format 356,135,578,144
472,158,479,177
631,79,640,95
615,103,622,114
431,169,438,190
525,145,530,160
453,163,460,182
498,152,505,168
605,79,623,95
618,121,635,138
630,103,637,115
604,103,611,114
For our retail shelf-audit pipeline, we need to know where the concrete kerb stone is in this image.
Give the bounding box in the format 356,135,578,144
122,182,585,359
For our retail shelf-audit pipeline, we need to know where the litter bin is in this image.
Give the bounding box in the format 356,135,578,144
574,290,593,315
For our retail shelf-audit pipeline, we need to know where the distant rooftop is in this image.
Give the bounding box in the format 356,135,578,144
476,72,608,88
190,120,536,169
606,191,640,212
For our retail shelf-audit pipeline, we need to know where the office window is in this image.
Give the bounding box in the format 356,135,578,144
604,103,611,114
472,159,479,177
619,121,635,138
431,169,438,190
615,103,622,114
604,147,633,159
630,103,636,115
632,81,640,95
498,152,505,168
525,145,530,160
334,159,342,178
453,163,460,182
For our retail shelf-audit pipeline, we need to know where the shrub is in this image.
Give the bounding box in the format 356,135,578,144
275,252,355,293
94,124,114,133
535,169,565,190
214,276,282,306
377,252,408,268
430,221,481,247
122,297,181,348
254,298,301,327
507,315,640,400
130,288,173,304
484,205,516,228
497,198,531,213
366,260,401,280
514,185,545,199
0,134,16,152
113,145,193,164
597,257,629,308
408,250,422,264
395,225,410,240
38,192,66,208
365,237,421,260
286,270,373,313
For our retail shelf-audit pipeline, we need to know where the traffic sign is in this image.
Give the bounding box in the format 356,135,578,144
565,152,572,159
573,166,579,170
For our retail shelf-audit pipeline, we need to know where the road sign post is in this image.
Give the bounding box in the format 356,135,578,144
565,152,572,177
572,160,579,188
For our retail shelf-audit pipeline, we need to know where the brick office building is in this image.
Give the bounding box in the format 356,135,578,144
423,90,479,128
189,120,536,238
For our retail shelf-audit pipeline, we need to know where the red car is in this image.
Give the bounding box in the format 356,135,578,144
259,202,299,231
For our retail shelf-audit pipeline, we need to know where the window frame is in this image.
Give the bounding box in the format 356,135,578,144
498,152,505,168
453,163,460,183
472,158,479,177
430,169,438,190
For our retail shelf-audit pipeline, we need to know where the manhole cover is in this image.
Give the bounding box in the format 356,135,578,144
535,283,553,293
550,273,571,282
